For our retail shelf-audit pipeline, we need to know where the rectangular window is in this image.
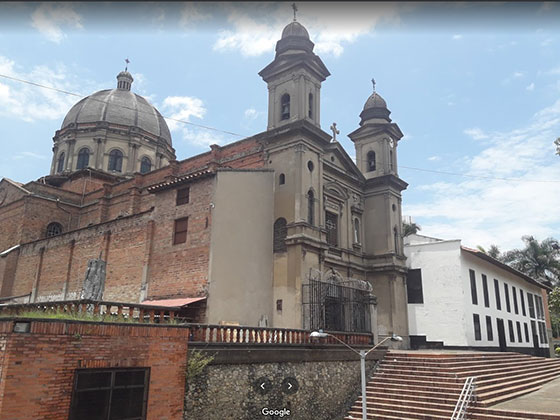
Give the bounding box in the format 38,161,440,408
528,293,535,318
176,187,190,205
524,322,530,342
482,274,489,308
512,286,519,314
535,295,544,320
486,316,493,341
508,320,515,343
539,322,548,344
516,321,522,343
406,269,424,304
70,368,149,420
531,320,537,345
494,279,501,310
325,212,338,247
520,289,526,316
173,217,188,245
473,314,481,341
470,269,478,305
504,283,511,313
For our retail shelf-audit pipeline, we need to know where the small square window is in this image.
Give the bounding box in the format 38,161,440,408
176,187,190,205
173,217,188,245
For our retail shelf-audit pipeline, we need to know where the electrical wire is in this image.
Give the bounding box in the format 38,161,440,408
0,73,245,138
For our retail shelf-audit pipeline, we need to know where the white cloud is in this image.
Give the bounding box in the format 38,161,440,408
180,3,210,28
30,3,83,43
405,99,560,251
464,127,489,140
161,95,226,147
526,82,535,91
541,38,554,47
244,108,263,121
213,3,407,57
501,71,526,85
13,151,47,160
452,34,463,40
428,156,441,161
0,55,89,122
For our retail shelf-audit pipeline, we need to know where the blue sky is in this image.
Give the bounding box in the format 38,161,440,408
1,2,559,251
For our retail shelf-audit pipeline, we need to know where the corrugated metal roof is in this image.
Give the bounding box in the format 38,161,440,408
146,169,213,193
141,297,206,308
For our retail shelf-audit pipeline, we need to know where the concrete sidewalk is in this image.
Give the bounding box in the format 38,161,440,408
492,376,560,415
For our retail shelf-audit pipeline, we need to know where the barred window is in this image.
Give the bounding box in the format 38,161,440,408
176,187,190,206
46,222,63,238
69,368,149,420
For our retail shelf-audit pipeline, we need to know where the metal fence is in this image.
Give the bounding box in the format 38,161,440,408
302,279,374,333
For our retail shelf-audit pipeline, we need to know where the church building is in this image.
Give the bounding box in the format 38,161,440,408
0,19,409,343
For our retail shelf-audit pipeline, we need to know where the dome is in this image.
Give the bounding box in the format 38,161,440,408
359,91,392,125
275,21,314,55
60,88,172,146
281,21,310,39
363,92,387,110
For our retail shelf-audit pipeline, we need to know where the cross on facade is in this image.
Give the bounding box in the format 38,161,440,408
292,3,298,21
330,122,340,142
125,58,130,71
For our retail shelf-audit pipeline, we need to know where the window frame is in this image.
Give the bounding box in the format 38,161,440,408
473,314,481,341
176,187,190,206
69,367,150,420
46,222,63,238
57,152,66,173
486,315,493,341
108,149,124,172
77,148,90,170
281,93,290,120
469,269,478,305
482,274,490,308
173,217,189,245
494,279,501,310
325,211,338,248
407,268,424,304
140,157,152,174
504,283,511,313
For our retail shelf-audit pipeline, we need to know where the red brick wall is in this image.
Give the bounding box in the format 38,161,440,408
0,200,25,251
0,319,189,420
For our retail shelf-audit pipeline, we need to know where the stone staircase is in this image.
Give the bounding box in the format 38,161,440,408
344,350,560,420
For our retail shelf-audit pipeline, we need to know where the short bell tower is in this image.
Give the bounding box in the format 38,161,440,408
259,18,330,130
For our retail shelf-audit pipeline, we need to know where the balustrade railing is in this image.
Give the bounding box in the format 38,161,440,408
0,299,182,324
188,323,373,346
0,299,375,345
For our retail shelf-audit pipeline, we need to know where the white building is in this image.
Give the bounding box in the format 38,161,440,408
404,234,553,357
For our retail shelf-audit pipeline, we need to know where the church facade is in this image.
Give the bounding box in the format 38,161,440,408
0,20,409,343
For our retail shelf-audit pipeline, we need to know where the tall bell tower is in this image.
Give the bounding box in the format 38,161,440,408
258,17,330,130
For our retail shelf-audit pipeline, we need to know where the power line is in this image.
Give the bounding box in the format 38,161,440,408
3,73,559,184
0,73,245,138
356,156,560,184
399,165,560,184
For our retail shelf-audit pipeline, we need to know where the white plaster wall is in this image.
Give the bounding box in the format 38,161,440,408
461,252,548,350
405,240,467,346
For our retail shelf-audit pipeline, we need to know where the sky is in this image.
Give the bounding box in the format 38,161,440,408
0,2,559,252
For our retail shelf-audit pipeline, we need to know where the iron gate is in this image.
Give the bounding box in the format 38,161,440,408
302,279,374,333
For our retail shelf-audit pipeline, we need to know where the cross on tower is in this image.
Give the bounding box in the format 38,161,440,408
371,78,376,93
292,3,298,21
330,122,340,142
125,58,130,71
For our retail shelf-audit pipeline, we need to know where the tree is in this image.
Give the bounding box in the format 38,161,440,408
501,236,560,287
402,222,421,237
549,287,560,339
476,244,501,260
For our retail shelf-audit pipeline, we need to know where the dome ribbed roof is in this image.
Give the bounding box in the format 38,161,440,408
281,21,310,39
363,92,387,110
61,89,172,145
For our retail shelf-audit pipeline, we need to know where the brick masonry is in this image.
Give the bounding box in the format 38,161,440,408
0,137,265,307
0,319,189,420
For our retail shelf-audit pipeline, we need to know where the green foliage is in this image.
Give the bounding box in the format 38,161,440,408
186,350,214,382
0,309,138,323
402,222,421,237
477,244,501,259
550,287,560,339
556,346,560,356
501,236,560,287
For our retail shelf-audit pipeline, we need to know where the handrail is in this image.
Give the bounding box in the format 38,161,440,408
451,376,477,420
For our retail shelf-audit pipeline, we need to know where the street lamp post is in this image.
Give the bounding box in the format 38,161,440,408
310,331,403,420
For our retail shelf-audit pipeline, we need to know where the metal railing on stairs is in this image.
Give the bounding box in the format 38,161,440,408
451,376,477,420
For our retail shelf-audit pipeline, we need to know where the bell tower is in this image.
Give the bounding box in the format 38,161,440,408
259,18,330,130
